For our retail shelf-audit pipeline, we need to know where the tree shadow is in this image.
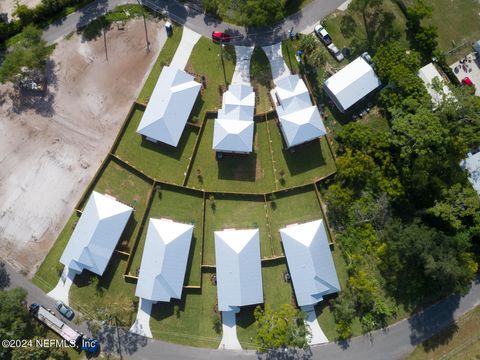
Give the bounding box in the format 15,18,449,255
9,59,57,117
96,323,149,356
256,346,313,360
76,0,110,33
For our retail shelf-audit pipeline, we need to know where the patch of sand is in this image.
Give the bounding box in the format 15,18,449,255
0,19,165,276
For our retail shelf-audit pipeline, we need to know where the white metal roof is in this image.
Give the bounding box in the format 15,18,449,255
279,105,327,148
280,219,340,307
213,118,254,153
214,228,263,312
461,152,480,195
217,83,255,120
135,218,193,302
418,63,454,106
136,66,201,147
274,75,311,115
324,57,381,112
60,192,133,276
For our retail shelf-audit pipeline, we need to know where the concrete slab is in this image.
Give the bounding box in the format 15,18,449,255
129,298,153,338
450,53,480,96
170,27,201,70
262,43,291,81
218,310,242,350
47,267,77,305
302,305,329,345
232,46,254,85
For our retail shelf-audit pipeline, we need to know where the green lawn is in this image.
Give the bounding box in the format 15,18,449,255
203,194,272,265
267,186,324,256
250,47,274,114
150,273,221,348
186,119,275,193
237,260,294,349
267,120,336,189
129,185,204,286
33,212,81,292
187,38,236,122
137,26,184,103
114,106,199,184
407,305,480,360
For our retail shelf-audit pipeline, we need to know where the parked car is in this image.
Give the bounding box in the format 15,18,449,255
165,21,173,37
314,24,332,45
327,43,344,62
212,31,231,43
54,301,74,320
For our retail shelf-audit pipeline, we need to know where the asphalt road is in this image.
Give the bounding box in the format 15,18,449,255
43,0,346,45
4,262,480,360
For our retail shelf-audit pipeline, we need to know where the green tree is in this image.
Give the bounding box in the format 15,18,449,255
0,25,50,83
0,288,29,359
253,304,310,352
12,337,69,360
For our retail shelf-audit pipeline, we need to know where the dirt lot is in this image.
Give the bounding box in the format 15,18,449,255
0,19,165,276
0,0,42,19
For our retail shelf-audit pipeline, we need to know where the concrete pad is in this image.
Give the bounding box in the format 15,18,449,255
450,53,480,96
232,46,254,85
218,310,242,350
129,298,153,338
337,0,353,11
47,267,77,305
302,305,329,345
170,27,201,70
262,43,291,81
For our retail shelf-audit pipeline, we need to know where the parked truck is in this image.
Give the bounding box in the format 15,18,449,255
29,303,99,354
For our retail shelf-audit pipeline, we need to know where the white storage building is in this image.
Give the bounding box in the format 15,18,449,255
214,228,263,312
324,57,381,113
280,219,340,307
136,66,201,147
418,63,454,107
135,218,193,302
60,191,133,276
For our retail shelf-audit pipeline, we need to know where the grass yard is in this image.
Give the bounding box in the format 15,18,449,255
250,47,274,114
114,106,198,184
267,186,324,256
187,38,236,122
129,185,204,287
267,119,336,189
150,273,221,348
236,260,295,349
203,194,272,265
186,119,275,193
137,26,184,103
407,305,480,360
33,212,81,292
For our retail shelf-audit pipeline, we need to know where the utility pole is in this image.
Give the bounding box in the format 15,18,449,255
137,0,150,53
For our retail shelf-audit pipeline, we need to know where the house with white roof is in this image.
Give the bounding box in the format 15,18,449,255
280,219,340,345
272,74,326,148
130,218,194,338
48,192,133,305
418,63,454,107
136,66,201,147
324,56,381,113
213,84,255,154
215,228,263,350
461,152,480,195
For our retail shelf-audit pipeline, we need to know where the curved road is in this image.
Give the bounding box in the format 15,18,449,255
5,262,480,359
43,0,346,45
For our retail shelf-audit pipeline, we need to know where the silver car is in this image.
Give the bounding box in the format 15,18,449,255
327,43,344,62
54,300,74,320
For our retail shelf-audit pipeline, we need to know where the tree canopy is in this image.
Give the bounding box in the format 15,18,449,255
253,304,310,352
0,25,51,84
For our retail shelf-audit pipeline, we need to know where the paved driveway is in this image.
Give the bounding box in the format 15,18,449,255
170,27,201,70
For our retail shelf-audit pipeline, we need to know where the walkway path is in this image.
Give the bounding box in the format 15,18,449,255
303,305,329,345
170,27,201,70
232,46,254,85
218,310,242,350
262,43,291,81
43,0,346,46
130,298,153,338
